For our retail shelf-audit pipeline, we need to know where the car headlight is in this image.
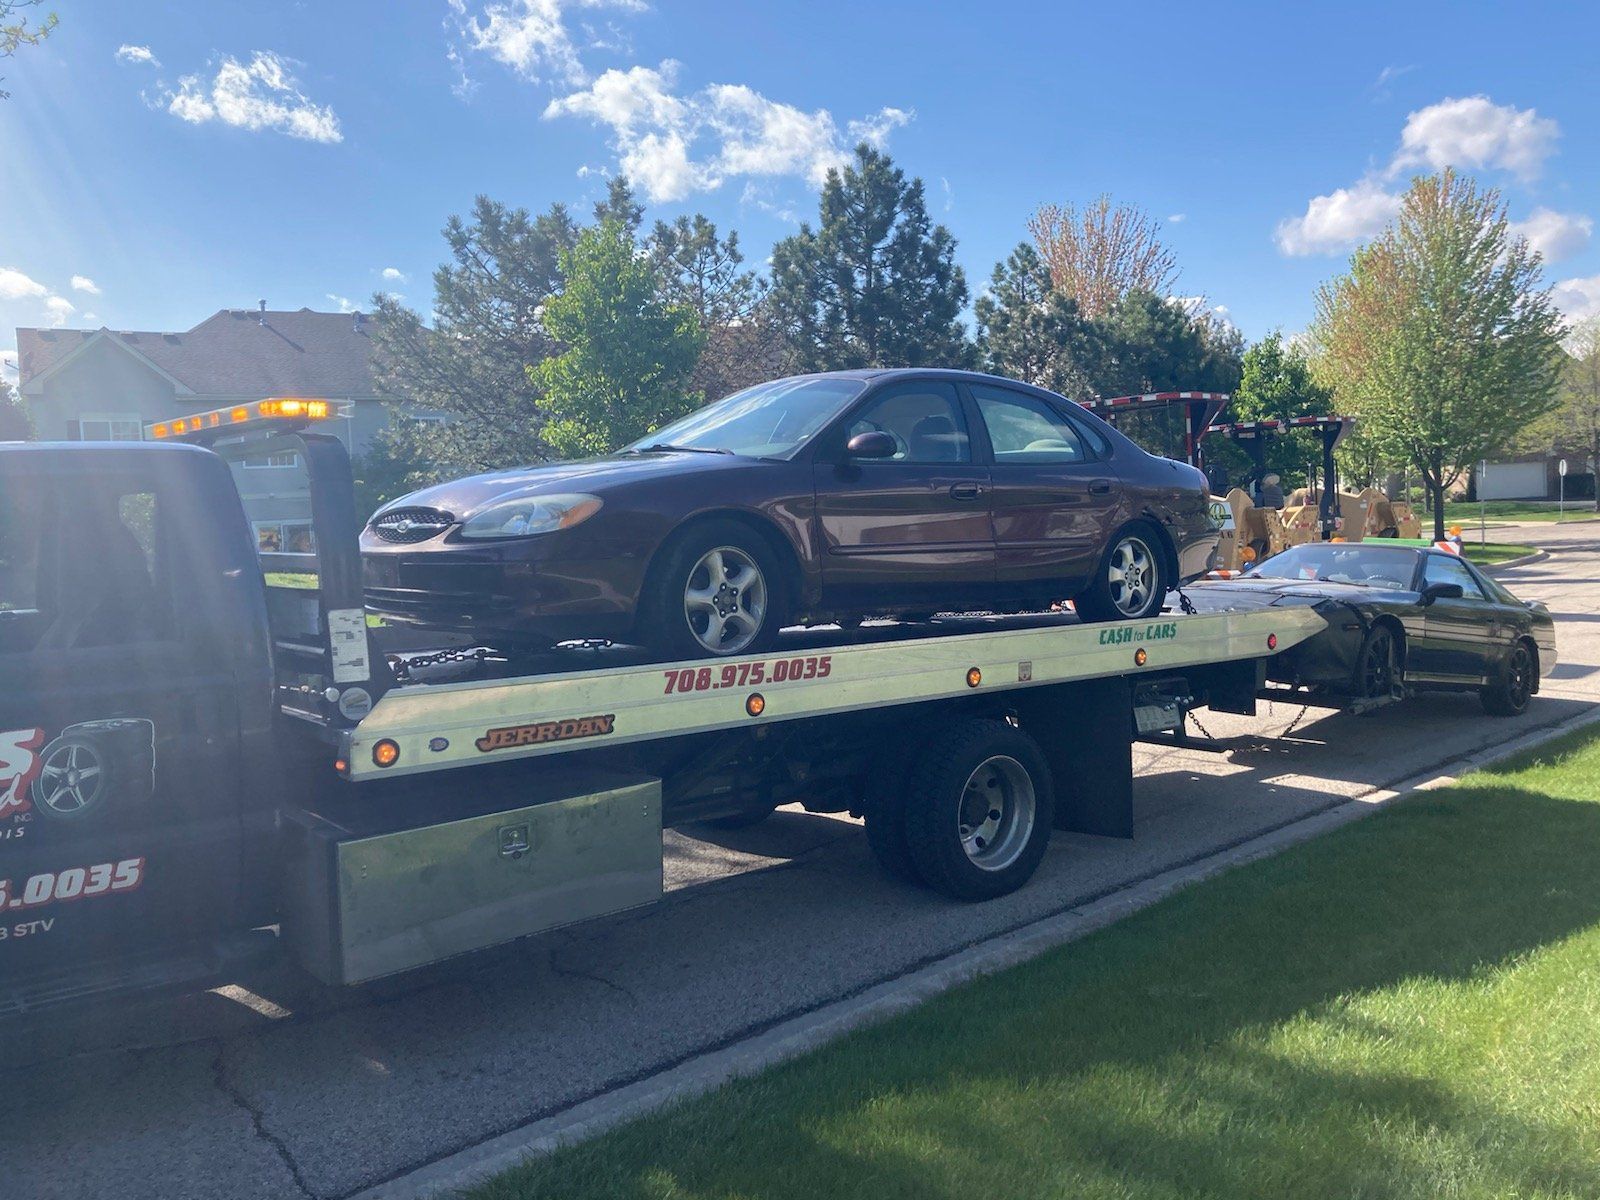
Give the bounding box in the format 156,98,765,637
458,493,603,539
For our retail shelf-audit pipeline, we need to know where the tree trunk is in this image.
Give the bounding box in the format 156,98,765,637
1432,479,1447,542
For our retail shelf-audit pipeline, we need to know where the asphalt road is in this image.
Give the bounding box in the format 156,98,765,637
3,523,1597,1200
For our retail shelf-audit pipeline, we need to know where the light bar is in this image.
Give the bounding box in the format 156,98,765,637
146,398,343,440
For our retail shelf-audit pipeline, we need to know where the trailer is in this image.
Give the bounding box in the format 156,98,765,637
0,402,1327,1013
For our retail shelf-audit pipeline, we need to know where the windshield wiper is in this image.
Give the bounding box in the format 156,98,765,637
626,443,733,455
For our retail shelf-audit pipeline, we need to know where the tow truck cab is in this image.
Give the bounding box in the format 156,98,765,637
0,440,282,985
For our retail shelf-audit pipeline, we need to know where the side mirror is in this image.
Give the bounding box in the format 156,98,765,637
1418,581,1464,606
845,430,897,460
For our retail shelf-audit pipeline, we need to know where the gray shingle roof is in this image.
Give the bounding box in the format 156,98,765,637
18,308,379,397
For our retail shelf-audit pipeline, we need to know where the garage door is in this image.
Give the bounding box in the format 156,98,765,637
1479,462,1548,500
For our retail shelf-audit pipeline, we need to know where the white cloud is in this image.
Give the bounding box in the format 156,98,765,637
1275,178,1402,256
326,293,358,313
455,0,645,87
69,274,101,295
380,267,408,283
116,44,160,68
1369,63,1415,101
44,296,76,327
547,61,913,202
1167,213,1186,223
1390,95,1558,181
1553,275,1600,327
0,268,49,300
1508,208,1592,263
1277,94,1566,258
82,312,99,323
166,52,342,144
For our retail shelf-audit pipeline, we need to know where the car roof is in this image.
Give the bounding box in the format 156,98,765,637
789,367,1068,388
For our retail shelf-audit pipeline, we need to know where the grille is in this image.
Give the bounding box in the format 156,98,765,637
369,506,455,543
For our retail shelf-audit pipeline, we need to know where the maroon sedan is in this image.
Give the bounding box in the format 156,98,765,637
361,370,1220,656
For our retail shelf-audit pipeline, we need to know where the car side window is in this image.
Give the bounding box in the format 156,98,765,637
971,385,1089,465
844,383,971,463
1422,553,1485,600
0,470,172,655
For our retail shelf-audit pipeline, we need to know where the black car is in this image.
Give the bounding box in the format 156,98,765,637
1186,542,1556,716
363,370,1221,657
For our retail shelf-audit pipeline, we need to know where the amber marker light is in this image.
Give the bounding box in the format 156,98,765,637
746,693,766,717
1267,633,1278,650
372,739,400,768
966,667,983,688
1134,648,1148,667
334,758,349,775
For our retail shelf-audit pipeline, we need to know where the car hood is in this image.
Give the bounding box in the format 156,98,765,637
375,451,752,519
1186,576,1418,609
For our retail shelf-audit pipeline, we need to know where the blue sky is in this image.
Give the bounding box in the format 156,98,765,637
5,0,1599,382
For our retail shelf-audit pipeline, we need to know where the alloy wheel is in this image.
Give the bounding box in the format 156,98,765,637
1107,535,1157,617
684,546,768,654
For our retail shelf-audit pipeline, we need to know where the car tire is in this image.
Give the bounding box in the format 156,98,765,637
1482,640,1535,717
1354,625,1400,704
1073,522,1170,623
902,719,1055,902
638,519,786,658
862,740,922,885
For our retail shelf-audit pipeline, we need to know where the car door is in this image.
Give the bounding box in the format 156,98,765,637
967,382,1123,601
1412,552,1495,684
810,379,996,611
0,454,246,983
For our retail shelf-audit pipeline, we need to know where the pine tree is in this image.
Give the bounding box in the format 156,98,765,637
975,242,1105,397
368,195,580,472
769,145,971,372
648,214,779,399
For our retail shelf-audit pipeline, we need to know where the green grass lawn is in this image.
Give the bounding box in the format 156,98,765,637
1464,541,1540,566
1443,500,1599,524
476,726,1600,1200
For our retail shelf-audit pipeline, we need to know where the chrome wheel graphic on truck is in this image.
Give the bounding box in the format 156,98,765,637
33,736,107,817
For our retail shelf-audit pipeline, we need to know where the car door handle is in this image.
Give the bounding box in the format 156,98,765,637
1088,480,1114,495
948,484,985,501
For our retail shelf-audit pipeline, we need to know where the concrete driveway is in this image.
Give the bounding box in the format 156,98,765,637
3,523,1596,1200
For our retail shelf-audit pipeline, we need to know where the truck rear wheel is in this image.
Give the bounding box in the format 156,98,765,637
863,744,922,885
902,719,1055,901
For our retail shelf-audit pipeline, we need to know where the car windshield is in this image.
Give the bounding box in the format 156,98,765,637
1245,544,1420,590
626,377,867,458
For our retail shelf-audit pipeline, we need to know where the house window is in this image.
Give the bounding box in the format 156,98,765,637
78,413,144,441
253,522,316,554
241,452,303,469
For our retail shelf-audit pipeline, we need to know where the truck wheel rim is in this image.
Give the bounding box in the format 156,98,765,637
957,755,1035,872
685,546,767,654
35,740,105,814
1108,536,1156,616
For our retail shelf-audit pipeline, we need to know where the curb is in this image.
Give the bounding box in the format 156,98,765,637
1479,548,1549,573
352,704,1600,1200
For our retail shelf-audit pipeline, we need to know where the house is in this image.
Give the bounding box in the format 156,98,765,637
16,305,442,546
1477,452,1595,501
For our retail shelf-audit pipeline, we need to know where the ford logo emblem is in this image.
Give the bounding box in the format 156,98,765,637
394,518,414,533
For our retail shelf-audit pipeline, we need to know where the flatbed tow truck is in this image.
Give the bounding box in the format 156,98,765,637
0,402,1328,1015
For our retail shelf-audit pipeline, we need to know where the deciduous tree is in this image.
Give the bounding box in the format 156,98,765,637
769,144,971,372
1311,170,1566,539
1223,331,1334,488
1,1,55,99
1028,196,1178,320
533,220,705,458
0,376,33,440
